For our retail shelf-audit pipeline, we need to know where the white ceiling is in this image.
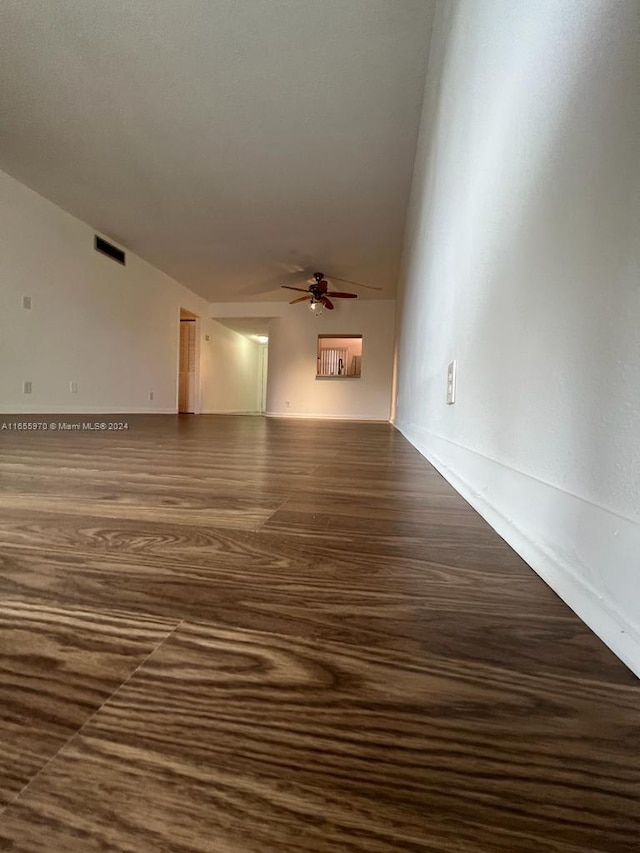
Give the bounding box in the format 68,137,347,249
0,0,434,301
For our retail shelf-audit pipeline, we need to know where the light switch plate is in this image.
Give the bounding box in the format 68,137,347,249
447,361,457,404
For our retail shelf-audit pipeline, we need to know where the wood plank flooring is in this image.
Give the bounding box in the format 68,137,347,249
0,415,638,852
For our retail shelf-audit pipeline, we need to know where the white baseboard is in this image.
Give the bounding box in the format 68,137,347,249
200,410,262,415
0,406,176,415
394,421,640,679
266,412,388,422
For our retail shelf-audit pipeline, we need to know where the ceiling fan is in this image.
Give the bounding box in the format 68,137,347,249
282,271,377,311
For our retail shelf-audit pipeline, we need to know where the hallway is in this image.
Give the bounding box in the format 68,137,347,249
0,415,638,851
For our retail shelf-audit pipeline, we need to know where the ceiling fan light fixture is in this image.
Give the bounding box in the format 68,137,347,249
282,268,360,311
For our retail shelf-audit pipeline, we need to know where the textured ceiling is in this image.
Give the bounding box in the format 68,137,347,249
0,0,434,301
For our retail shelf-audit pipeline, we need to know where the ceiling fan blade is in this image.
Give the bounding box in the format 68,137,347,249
330,275,383,291
320,297,334,310
326,291,357,298
281,285,311,293
289,295,311,304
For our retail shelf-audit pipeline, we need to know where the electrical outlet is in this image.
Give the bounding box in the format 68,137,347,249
23,380,32,394
22,296,32,310
285,400,290,407
70,381,78,394
149,391,154,401
446,361,457,405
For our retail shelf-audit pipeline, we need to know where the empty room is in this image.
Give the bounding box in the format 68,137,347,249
0,1,638,851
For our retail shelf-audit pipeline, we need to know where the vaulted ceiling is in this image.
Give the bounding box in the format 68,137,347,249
0,0,434,301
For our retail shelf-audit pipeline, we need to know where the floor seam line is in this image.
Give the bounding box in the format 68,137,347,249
255,495,291,530
0,617,184,815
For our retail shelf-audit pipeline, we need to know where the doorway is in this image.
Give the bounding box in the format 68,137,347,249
179,309,198,413
258,339,268,413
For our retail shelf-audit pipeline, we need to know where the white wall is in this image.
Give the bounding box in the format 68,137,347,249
200,321,261,414
395,0,640,674
0,168,263,415
0,168,212,413
267,300,395,420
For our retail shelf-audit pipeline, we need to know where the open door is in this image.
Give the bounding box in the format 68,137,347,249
178,314,197,413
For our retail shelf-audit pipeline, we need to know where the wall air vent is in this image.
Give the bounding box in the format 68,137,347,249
94,235,125,265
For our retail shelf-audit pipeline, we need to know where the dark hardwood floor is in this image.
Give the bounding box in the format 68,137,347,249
0,415,638,852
